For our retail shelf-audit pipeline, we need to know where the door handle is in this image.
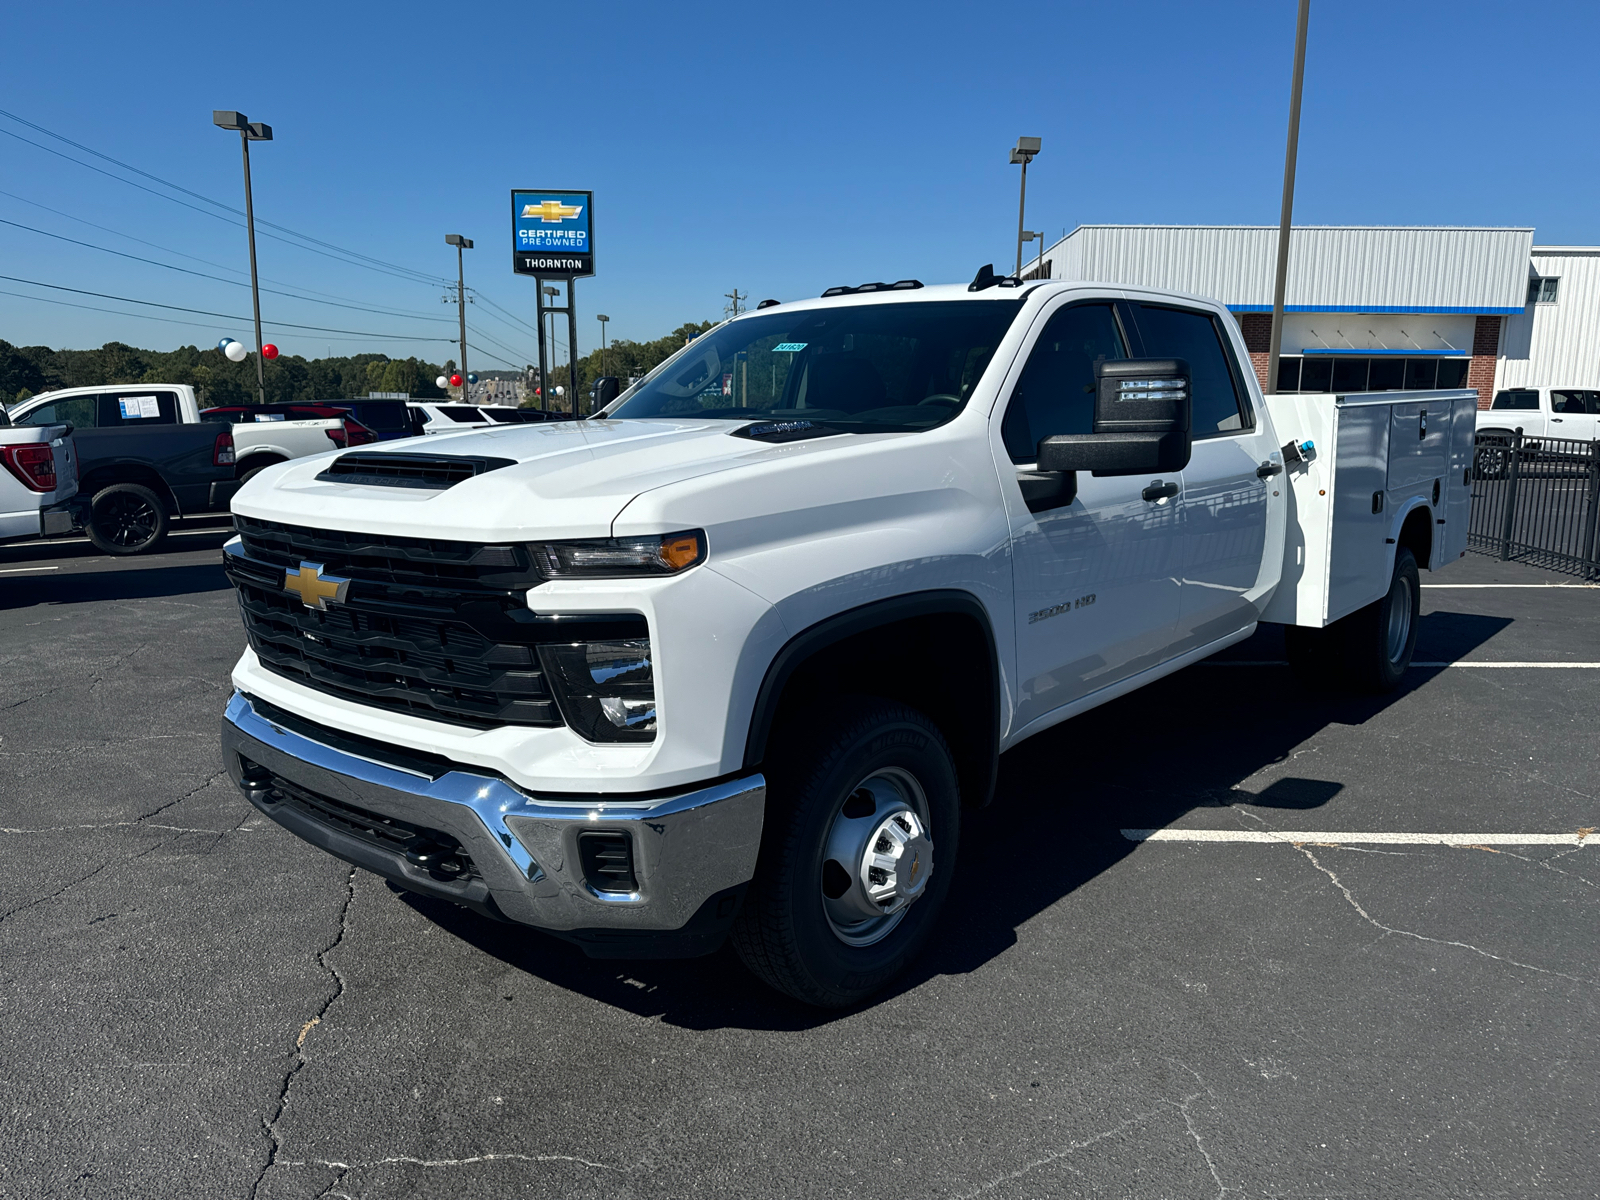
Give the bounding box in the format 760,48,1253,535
1256,460,1283,478
1141,481,1180,502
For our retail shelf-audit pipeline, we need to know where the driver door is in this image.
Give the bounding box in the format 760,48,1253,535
996,298,1183,734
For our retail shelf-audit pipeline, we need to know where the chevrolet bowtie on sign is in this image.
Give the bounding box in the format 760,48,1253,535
284,561,350,610
512,188,594,278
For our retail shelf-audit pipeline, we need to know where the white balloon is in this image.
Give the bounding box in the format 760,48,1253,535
224,341,249,362
554,386,564,396
435,375,450,389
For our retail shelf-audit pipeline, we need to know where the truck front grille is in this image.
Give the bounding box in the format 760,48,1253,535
227,516,563,728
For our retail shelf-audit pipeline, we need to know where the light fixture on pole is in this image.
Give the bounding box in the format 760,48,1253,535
444,234,473,398
1266,0,1311,395
596,313,610,376
212,110,272,404
1020,230,1048,279
1009,137,1041,279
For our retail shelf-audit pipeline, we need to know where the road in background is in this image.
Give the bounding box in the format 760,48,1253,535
1,540,1594,1198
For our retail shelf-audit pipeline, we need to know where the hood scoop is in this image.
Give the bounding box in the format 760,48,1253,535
315,451,516,490
731,419,844,444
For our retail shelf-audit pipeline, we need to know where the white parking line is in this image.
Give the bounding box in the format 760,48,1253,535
1423,583,1600,589
1204,660,1600,669
1123,829,1596,846
0,565,60,574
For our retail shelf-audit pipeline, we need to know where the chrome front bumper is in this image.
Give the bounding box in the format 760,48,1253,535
220,691,766,958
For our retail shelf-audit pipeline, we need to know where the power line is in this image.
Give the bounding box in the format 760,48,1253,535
0,286,443,349
0,186,454,319
0,274,456,342
0,216,460,325
470,289,542,337
0,108,448,287
466,322,535,365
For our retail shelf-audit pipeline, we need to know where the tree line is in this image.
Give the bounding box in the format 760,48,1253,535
2,317,722,411
0,340,454,408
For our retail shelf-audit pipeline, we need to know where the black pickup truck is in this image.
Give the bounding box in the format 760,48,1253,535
9,387,239,554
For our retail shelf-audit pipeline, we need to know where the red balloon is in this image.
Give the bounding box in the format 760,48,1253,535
450,373,464,387
261,343,279,360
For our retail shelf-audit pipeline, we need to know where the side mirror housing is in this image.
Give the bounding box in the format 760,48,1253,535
1036,358,1193,476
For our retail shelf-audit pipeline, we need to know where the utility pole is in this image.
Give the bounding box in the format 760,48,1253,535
724,287,746,319
445,235,473,398
212,111,272,404
596,314,609,377
1009,137,1041,278
1267,0,1311,395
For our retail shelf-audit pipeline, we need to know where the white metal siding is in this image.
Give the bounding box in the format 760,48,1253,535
1495,249,1600,391
1038,226,1533,312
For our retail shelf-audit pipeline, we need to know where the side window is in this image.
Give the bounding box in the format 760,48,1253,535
1130,304,1250,436
100,391,179,425
1491,389,1540,411
20,395,98,427
1001,303,1126,463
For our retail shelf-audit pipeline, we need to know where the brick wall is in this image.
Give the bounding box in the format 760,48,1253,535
1469,315,1501,409
1238,312,1272,391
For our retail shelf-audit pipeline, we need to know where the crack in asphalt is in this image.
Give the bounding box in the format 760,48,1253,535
0,835,179,926
249,867,356,1200
1294,844,1598,989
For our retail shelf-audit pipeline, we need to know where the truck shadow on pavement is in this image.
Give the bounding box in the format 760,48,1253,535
398,609,1512,1030
0,561,232,609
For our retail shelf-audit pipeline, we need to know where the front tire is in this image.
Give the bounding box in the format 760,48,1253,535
733,698,959,1008
85,483,169,555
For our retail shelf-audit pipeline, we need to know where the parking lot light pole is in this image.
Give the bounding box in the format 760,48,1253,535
445,235,473,397
1009,137,1041,278
212,110,272,404
1267,0,1311,395
542,286,560,408
596,314,609,376
1021,230,1047,278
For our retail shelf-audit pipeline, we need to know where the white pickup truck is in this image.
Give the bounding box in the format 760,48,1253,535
1477,386,1600,442
0,407,78,544
219,274,1475,1006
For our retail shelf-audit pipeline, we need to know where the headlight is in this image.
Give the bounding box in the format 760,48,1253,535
540,639,657,742
532,530,705,578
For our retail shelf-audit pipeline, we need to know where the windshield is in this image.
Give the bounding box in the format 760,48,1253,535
610,299,1025,430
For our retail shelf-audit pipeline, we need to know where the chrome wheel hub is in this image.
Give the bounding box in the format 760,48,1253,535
820,768,934,947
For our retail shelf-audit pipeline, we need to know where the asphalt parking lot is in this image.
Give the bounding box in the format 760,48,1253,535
2,525,1596,1199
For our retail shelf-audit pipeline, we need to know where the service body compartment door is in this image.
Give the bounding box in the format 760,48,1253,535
1440,396,1475,565
1386,401,1450,494
1326,403,1391,622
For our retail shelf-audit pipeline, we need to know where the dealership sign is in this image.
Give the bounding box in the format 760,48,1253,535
512,189,593,277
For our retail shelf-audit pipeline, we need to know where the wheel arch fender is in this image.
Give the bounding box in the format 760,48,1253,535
1389,496,1435,570
79,464,178,514
742,589,1002,809
236,451,288,477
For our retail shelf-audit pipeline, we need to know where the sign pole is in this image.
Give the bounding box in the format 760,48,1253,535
567,280,580,416
535,280,549,412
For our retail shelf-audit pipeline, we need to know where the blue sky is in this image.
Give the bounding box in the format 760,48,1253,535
2,0,1594,368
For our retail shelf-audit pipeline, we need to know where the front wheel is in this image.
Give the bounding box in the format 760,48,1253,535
85,483,169,555
732,698,959,1008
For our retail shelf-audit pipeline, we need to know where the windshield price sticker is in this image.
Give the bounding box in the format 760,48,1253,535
119,396,160,419
773,342,807,352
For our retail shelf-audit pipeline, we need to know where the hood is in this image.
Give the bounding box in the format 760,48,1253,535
231,417,836,540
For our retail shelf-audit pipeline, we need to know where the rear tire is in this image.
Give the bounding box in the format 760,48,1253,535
1341,547,1420,693
732,698,959,1008
85,483,168,556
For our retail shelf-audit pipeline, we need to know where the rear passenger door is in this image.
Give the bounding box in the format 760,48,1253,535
1124,301,1280,653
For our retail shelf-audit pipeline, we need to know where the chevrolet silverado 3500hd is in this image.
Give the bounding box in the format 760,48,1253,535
219,275,1475,1006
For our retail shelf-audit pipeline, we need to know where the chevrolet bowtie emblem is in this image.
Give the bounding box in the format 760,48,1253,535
284,561,350,610
521,200,583,222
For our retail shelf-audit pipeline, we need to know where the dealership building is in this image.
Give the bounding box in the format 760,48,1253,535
1024,226,1600,407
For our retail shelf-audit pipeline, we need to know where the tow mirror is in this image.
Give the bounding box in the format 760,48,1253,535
1036,358,1193,477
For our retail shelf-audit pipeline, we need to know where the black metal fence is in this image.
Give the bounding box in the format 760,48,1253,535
1469,431,1600,577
